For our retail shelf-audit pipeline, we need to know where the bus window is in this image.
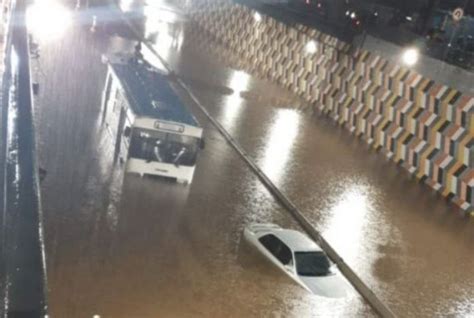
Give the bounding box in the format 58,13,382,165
129,128,199,166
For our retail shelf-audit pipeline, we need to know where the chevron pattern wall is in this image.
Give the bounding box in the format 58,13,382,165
186,0,474,214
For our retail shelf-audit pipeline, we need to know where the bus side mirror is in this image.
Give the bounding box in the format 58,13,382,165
200,138,205,150
124,126,131,138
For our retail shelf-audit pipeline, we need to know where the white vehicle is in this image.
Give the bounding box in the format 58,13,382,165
101,54,204,184
243,224,350,298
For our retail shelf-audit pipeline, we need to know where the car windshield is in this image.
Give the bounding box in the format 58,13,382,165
295,251,332,277
129,128,199,166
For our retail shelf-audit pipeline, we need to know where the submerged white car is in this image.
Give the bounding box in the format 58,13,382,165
243,223,350,298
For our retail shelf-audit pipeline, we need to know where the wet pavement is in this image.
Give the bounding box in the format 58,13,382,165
28,0,474,317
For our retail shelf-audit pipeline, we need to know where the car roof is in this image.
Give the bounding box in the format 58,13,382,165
266,229,322,252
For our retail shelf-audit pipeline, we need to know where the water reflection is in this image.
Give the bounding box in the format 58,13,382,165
143,3,183,61
446,294,474,317
260,109,300,183
318,183,387,314
220,71,250,133
323,184,372,262
119,0,135,12
147,22,183,59
146,3,178,24
96,146,122,233
26,0,72,42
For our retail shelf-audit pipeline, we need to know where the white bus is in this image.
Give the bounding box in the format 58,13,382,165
100,54,204,184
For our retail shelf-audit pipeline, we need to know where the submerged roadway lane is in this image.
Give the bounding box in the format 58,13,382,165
27,0,474,316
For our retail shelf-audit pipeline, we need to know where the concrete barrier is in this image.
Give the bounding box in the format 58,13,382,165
0,0,48,315
186,0,473,214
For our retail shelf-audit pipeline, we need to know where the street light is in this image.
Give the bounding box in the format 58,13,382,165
305,40,317,54
254,12,262,23
402,48,419,66
26,0,72,41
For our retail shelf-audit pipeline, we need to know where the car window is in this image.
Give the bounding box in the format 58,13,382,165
294,251,332,277
259,234,293,265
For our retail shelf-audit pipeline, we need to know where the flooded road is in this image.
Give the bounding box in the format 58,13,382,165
28,0,474,317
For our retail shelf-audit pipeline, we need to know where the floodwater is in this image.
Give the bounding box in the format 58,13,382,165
28,0,474,317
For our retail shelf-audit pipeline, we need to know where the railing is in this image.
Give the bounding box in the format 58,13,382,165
0,0,48,316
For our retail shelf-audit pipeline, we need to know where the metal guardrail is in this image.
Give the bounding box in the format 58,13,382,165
118,5,396,318
1,0,48,316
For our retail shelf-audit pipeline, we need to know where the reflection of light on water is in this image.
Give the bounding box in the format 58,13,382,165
221,71,250,132
26,0,72,42
7,84,20,200
144,5,162,36
323,185,370,262
146,20,184,60
316,185,374,315
144,4,183,60
146,5,177,24
446,295,474,317
261,109,300,183
105,168,124,231
229,70,250,94
141,44,167,72
95,127,123,232
119,0,135,12
10,48,19,72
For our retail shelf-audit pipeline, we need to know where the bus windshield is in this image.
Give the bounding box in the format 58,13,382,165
129,128,199,166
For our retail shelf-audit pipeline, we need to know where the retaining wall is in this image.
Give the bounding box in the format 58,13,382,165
1,0,48,314
185,0,473,213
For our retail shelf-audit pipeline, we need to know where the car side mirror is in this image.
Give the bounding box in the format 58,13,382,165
200,138,205,150
124,126,131,138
